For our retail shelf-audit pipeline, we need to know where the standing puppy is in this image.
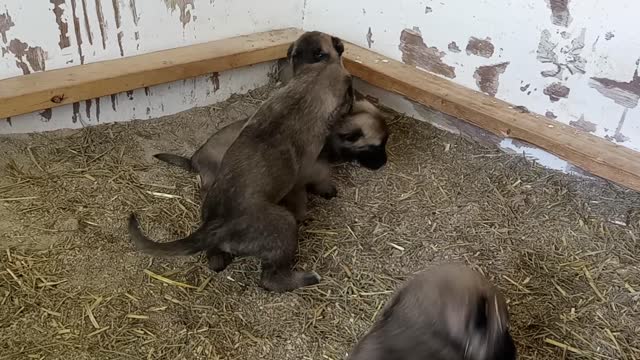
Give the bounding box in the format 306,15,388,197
128,31,354,292
348,264,517,360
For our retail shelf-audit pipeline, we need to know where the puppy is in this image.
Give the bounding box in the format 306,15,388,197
348,264,517,360
154,41,389,200
128,31,354,293
154,97,387,200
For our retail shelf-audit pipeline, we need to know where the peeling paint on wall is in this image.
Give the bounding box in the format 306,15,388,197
447,41,460,53
399,28,456,79
4,39,47,74
473,62,509,96
80,0,93,45
40,109,53,122
425,6,432,14
537,28,586,79
112,0,125,56
50,0,71,49
162,0,195,28
589,68,640,108
544,82,570,102
569,115,596,133
466,37,494,58
94,0,107,49
606,108,630,142
545,0,571,27
0,10,14,44
70,0,85,64
366,27,374,48
210,72,220,93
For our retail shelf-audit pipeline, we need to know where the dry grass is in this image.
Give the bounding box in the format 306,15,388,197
1,83,639,360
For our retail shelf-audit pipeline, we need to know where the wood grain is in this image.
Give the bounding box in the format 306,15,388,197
343,42,640,192
0,28,303,119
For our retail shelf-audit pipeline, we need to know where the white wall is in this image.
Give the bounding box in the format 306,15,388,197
0,0,303,133
303,0,640,157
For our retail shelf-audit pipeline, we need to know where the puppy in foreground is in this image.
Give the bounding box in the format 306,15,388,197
128,31,354,292
348,264,517,360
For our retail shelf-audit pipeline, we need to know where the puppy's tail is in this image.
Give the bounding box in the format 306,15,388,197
153,153,195,172
128,213,216,256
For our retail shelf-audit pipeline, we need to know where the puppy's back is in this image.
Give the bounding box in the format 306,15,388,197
348,264,517,360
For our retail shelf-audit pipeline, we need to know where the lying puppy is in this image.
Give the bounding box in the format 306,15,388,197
129,31,354,292
348,264,517,360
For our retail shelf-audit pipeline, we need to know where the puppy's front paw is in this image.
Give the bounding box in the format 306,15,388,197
318,184,338,199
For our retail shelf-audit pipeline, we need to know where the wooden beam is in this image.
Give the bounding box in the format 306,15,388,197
342,42,640,192
0,28,303,119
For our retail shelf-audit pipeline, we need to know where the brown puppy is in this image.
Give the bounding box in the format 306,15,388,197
154,38,389,201
348,264,517,360
128,31,354,293
153,97,388,200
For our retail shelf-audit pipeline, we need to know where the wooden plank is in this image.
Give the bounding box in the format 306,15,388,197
342,42,640,192
0,28,303,119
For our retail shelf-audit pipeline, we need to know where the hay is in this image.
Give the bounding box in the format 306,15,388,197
1,83,639,359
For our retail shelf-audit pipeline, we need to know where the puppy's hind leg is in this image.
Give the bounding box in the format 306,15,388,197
217,204,320,292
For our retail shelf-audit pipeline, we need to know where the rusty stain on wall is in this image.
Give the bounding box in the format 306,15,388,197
473,62,509,96
112,0,125,56
162,0,196,28
5,39,46,74
537,28,586,79
399,28,456,79
366,27,374,48
70,0,85,64
80,0,93,45
39,109,53,121
589,68,640,108
569,115,596,132
466,37,494,58
544,82,570,102
0,10,14,44
545,111,557,119
50,0,71,49
95,0,107,49
546,0,572,27
448,41,461,53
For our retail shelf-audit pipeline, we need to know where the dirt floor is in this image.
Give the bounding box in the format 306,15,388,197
1,83,639,360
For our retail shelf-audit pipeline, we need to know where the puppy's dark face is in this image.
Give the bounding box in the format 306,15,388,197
331,109,389,170
466,295,517,360
287,31,344,75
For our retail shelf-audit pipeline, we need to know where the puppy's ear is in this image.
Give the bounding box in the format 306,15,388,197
331,36,344,56
286,42,296,60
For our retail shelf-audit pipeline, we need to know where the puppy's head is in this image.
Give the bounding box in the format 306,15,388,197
350,264,517,360
287,31,344,75
329,99,389,170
